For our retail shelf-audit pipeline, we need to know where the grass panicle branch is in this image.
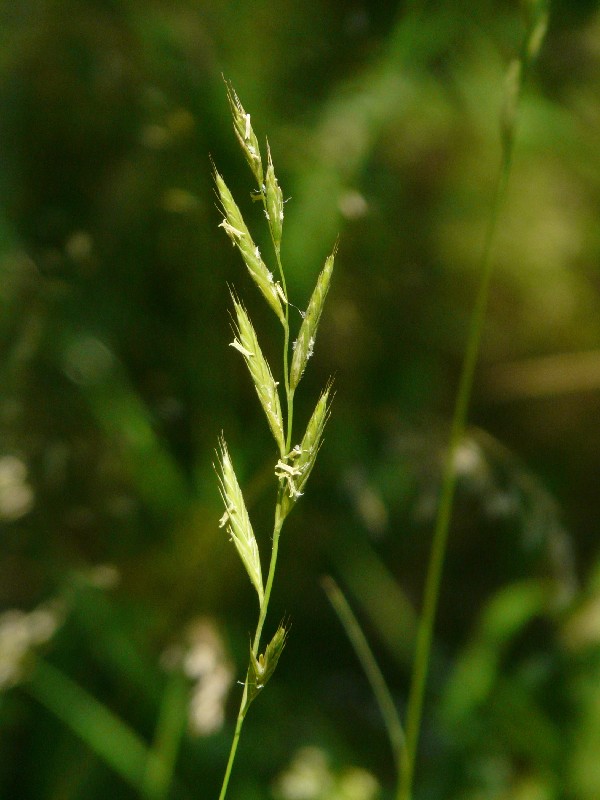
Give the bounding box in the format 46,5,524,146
215,83,335,800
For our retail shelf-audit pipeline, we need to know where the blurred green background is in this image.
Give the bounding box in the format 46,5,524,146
2,1,600,798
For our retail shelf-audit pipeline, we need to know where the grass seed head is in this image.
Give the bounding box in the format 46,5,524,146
214,168,286,323
230,297,286,456
224,79,264,187
265,142,284,252
290,249,335,391
217,436,264,605
246,622,288,706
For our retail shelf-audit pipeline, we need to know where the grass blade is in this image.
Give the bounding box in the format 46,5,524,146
143,671,189,800
25,659,152,795
322,576,406,774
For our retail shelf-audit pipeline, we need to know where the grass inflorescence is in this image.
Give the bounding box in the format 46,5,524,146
214,80,335,800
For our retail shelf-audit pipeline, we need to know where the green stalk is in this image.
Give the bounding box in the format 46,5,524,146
217,692,248,800
218,238,293,800
263,191,295,453
397,6,548,798
398,159,508,800
217,494,286,800
279,274,294,452
323,576,407,773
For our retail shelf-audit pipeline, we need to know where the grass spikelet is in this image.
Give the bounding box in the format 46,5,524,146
214,168,286,323
246,622,288,708
290,249,335,391
224,79,264,187
217,436,264,605
230,296,286,456
265,142,284,253
279,385,332,519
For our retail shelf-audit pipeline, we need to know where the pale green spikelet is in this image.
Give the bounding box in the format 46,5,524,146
294,384,332,493
265,142,284,252
279,385,332,519
224,79,264,187
214,168,286,323
230,297,286,456
522,0,549,61
290,249,335,391
217,436,264,605
246,622,288,708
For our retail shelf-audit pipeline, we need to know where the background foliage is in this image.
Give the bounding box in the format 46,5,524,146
2,1,600,798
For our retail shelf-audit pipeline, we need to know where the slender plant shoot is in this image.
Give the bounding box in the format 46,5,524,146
214,81,335,800
315,4,550,799
398,7,549,798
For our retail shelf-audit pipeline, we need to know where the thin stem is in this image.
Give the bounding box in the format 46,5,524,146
217,508,284,800
217,698,248,800
323,576,407,774
253,512,284,655
396,4,548,789
274,246,294,451
399,147,511,800
260,185,294,451
285,388,295,453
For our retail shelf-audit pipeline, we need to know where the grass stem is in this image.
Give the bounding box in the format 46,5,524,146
217,511,283,800
323,576,407,773
217,698,248,800
397,5,548,794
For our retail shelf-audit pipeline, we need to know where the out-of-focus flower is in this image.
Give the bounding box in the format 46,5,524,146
0,455,34,521
273,746,380,800
162,618,234,736
0,602,64,690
